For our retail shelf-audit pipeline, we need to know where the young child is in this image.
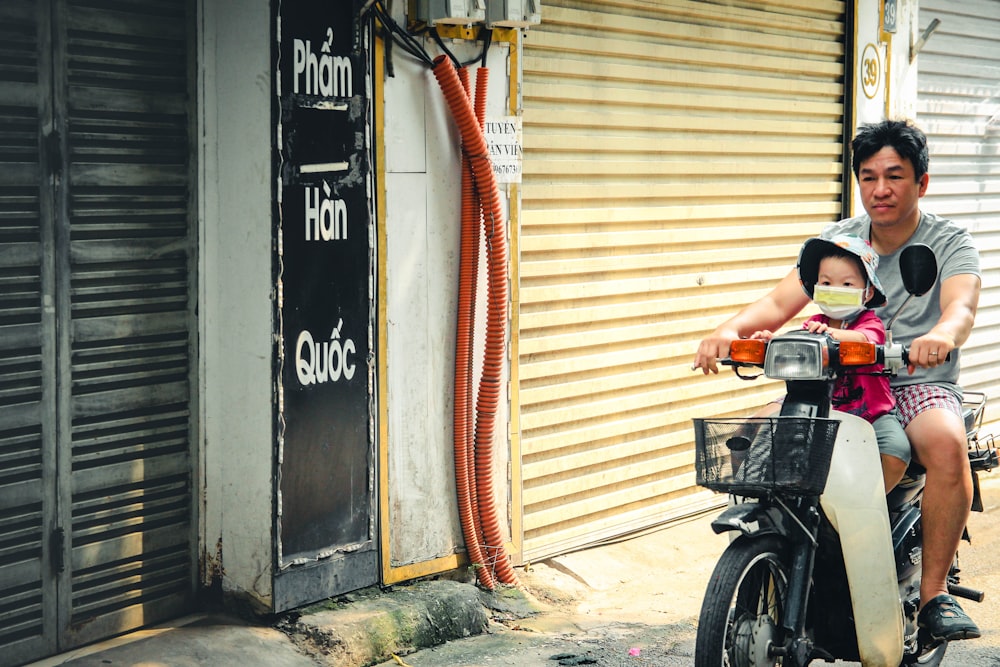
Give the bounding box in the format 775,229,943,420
751,233,910,492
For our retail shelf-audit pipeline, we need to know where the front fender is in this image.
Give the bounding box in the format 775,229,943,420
710,502,794,538
821,411,903,666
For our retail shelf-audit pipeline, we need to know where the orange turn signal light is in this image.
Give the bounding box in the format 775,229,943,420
730,339,766,364
839,341,877,366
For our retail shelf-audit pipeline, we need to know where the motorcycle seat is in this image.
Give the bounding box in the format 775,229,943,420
887,463,925,511
902,460,926,480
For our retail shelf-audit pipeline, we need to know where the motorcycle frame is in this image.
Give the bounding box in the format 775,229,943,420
710,378,905,665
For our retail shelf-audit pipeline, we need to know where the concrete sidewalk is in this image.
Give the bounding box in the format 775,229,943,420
33,457,1000,667
25,579,510,667
25,514,721,667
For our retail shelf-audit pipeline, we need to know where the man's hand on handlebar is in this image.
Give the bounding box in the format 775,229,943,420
693,328,740,375
906,332,956,374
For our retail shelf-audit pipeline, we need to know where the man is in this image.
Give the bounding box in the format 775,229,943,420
692,119,982,641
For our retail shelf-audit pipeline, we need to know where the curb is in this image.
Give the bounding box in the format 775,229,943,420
279,580,490,666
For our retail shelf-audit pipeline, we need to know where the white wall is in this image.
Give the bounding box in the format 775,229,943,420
383,24,514,568
852,0,919,124
198,0,275,609
851,0,919,215
889,0,920,121
194,0,518,602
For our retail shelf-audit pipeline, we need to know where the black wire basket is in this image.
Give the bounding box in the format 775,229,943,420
693,417,840,497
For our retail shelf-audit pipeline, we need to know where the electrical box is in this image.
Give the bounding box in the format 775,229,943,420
485,0,540,28
414,0,486,25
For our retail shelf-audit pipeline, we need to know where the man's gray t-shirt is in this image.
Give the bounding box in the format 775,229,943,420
821,211,980,391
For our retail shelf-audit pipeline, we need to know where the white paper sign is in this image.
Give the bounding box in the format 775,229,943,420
484,116,522,184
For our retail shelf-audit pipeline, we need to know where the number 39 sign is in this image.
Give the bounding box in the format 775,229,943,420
861,43,881,100
883,0,897,33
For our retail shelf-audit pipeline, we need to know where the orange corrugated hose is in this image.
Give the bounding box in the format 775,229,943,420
434,54,519,588
459,65,486,575
459,67,485,563
470,65,518,587
453,65,493,589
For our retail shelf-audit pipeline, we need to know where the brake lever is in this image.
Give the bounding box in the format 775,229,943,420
720,358,764,381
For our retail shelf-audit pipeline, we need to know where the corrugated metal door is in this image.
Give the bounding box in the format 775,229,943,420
0,2,58,660
0,0,195,663
916,0,1000,424
519,0,847,559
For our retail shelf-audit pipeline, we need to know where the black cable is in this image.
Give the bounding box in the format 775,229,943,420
386,13,434,65
365,0,494,71
431,27,462,70
380,20,395,77
380,8,433,66
436,25,495,69
367,1,434,67
476,27,492,68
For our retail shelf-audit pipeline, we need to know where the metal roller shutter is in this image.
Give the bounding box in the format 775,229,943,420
916,1,1000,425
0,1,56,659
0,0,196,661
518,0,847,559
58,0,196,648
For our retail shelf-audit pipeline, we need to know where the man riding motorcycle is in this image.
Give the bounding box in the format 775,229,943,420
692,119,981,641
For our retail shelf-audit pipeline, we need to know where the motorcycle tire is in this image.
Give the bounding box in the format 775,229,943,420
694,536,789,667
695,535,790,667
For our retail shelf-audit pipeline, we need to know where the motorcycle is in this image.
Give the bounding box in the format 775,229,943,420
692,244,997,666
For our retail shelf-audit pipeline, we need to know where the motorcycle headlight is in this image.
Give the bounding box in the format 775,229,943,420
764,334,830,380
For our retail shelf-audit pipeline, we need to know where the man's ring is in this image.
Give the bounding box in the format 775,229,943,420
930,351,939,357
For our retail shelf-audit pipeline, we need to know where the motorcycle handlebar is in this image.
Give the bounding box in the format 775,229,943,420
717,340,952,377
897,347,952,367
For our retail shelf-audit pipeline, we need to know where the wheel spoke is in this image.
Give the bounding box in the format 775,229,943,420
696,536,790,667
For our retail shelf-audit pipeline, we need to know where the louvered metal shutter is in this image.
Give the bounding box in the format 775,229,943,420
58,0,196,648
518,0,847,560
0,0,195,662
0,1,57,660
916,1,1000,425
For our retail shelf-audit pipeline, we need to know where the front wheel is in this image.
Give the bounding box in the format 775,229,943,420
695,535,791,667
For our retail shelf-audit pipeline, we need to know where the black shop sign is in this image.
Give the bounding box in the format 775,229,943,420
275,0,371,562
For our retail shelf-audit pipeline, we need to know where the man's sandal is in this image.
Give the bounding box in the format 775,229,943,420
917,594,981,641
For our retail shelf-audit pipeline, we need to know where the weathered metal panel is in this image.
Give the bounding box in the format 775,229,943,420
2,0,279,656
519,0,847,560
0,1,58,663
917,0,1000,425
53,0,197,651
36,0,196,649
272,0,378,610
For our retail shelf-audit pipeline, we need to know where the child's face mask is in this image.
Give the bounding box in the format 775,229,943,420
813,284,866,321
